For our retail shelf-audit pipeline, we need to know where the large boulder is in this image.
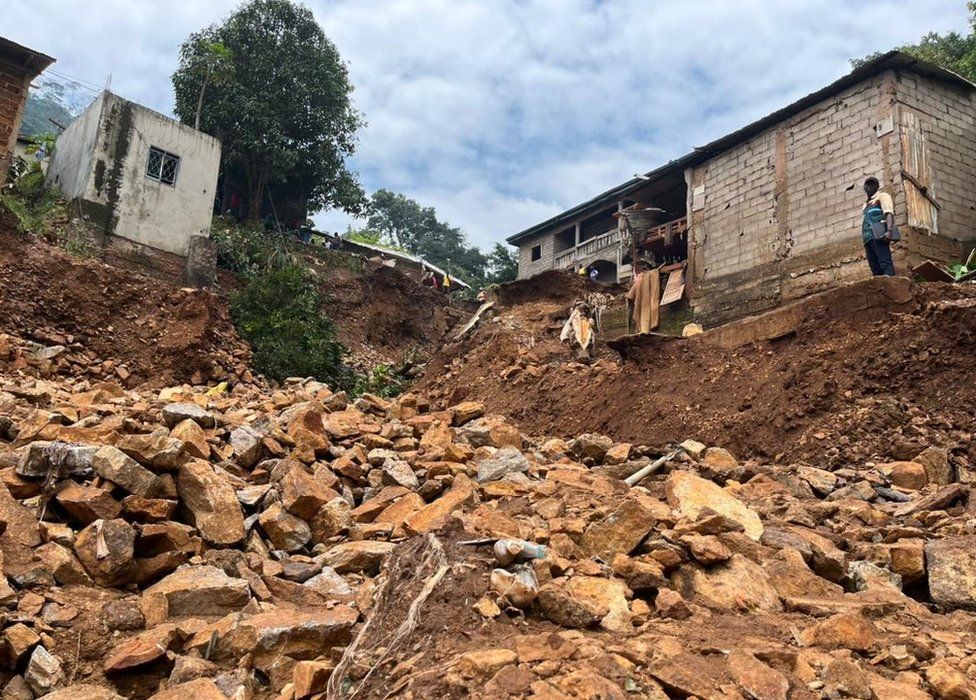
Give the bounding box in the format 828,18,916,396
579,500,657,558
74,519,137,586
671,554,782,612
666,471,763,540
177,461,245,546
91,446,165,498
475,447,529,483
925,536,976,610
140,565,250,627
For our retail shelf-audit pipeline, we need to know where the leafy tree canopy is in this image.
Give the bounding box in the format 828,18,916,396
173,0,366,221
853,3,976,81
485,243,519,285
363,189,491,286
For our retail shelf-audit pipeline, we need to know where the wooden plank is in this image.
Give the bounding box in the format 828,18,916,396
660,268,685,306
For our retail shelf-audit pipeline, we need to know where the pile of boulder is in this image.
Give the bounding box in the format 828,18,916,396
0,335,974,698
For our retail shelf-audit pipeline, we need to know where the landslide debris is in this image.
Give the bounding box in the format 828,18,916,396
0,229,251,388
0,320,974,698
420,272,976,470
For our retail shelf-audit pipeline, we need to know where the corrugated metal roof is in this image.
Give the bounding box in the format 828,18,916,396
0,36,55,76
336,238,472,289
506,51,976,246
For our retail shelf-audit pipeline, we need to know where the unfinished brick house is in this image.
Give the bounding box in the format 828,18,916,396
507,51,976,325
0,37,54,185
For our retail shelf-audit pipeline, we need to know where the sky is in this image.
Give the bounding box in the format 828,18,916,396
6,0,971,250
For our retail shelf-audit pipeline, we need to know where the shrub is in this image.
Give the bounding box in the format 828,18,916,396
210,218,289,275
231,265,355,389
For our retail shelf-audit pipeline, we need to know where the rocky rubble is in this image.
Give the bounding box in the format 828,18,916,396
0,332,974,698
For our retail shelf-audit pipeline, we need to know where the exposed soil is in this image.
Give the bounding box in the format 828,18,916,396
312,256,474,370
0,228,251,387
420,272,976,470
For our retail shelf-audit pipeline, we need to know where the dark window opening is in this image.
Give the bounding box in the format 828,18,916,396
147,146,180,186
530,245,542,261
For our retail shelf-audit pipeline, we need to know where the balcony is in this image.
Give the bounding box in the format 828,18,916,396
553,227,627,269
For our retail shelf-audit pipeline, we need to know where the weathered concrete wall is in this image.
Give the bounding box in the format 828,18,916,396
516,231,556,279
46,92,105,200
688,72,904,325
47,91,221,257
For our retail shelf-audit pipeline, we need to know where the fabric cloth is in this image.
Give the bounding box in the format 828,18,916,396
862,191,894,243
626,268,660,334
864,238,895,276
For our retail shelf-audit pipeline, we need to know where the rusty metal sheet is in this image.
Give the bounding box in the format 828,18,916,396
660,268,685,306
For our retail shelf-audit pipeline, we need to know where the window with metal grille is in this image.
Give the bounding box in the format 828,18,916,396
146,146,180,186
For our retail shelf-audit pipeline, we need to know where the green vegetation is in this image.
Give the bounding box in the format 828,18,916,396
173,0,366,223
0,137,67,238
854,3,976,81
230,265,356,389
349,189,520,292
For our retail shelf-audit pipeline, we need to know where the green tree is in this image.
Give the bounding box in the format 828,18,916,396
485,243,519,284
853,3,976,81
172,0,366,222
365,189,487,284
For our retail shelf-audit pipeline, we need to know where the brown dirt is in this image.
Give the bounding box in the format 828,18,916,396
0,227,251,387
420,272,976,469
312,256,474,370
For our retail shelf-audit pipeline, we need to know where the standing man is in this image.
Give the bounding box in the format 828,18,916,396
861,177,896,276
588,266,599,282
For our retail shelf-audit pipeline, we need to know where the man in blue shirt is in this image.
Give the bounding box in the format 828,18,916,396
861,177,895,276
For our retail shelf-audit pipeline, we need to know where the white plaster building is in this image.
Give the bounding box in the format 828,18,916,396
46,91,221,257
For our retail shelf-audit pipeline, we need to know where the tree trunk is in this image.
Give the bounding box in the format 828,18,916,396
246,170,266,223
194,68,211,131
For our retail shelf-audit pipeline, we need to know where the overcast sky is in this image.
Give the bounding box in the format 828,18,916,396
7,1,971,249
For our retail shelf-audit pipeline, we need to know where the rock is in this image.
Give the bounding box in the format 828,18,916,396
924,659,975,700
4,623,40,665
728,650,789,700
16,442,95,478
914,446,953,486
25,646,63,696
603,443,632,465
667,471,763,540
280,464,339,521
796,465,838,495
170,419,210,460
74,519,137,586
681,534,732,564
537,576,631,632
678,439,706,459
849,560,902,591
91,446,164,497
116,433,186,471
304,567,354,598
770,526,847,582
311,497,353,541
230,426,264,468
2,675,32,700
475,447,529,483
570,433,614,462
880,461,928,490
147,678,225,700
140,565,250,627
103,624,182,673
925,536,976,611
34,543,92,585
701,447,738,469
672,554,782,612
889,538,926,584
381,458,419,489
103,600,145,631
168,655,220,685
34,685,124,700
460,415,521,449
259,503,312,552
450,401,485,426
654,588,692,619
177,460,245,546
218,607,358,670
579,500,657,558
55,483,121,524
611,554,666,591
681,323,703,337
162,403,215,429
763,549,842,599
402,474,475,534
458,648,518,678
799,611,876,651
320,540,395,574
121,495,177,523
823,658,872,700
293,659,334,698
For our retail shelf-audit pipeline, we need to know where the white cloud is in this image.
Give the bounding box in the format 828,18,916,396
6,0,971,249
